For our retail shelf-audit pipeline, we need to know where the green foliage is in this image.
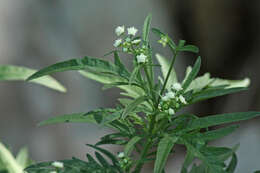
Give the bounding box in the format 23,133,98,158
1,14,259,173
0,65,66,92
0,142,32,173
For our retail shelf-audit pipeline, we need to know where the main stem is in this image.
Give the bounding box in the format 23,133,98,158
156,51,178,106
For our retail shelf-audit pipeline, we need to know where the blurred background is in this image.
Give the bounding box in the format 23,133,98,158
1,0,260,172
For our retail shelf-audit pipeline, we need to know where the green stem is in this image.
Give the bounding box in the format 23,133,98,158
133,138,152,172
144,66,156,102
156,51,178,106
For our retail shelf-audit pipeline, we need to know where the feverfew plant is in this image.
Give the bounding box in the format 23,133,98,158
1,14,260,173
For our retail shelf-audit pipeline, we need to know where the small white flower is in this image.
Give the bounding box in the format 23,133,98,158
113,39,122,47
123,47,128,52
132,39,141,44
179,95,187,104
115,25,125,36
52,161,64,168
118,152,125,158
136,53,147,63
168,108,175,115
127,27,138,36
50,171,57,173
165,91,175,99
162,95,170,101
172,83,183,91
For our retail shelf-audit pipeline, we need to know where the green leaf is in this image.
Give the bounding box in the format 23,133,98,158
16,147,30,168
186,73,213,93
190,87,247,103
178,45,199,53
0,142,23,173
143,14,152,43
124,136,142,156
181,150,194,173
121,95,147,119
0,65,66,92
27,56,127,81
225,153,237,173
154,135,178,173
87,144,119,167
156,54,178,89
114,51,130,78
38,113,97,126
198,125,239,142
95,152,110,167
187,112,260,131
182,57,201,91
209,77,250,88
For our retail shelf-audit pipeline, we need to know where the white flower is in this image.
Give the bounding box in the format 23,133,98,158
123,47,128,52
136,53,147,63
115,25,125,36
50,171,57,173
118,152,125,158
172,83,183,91
162,95,170,101
179,95,187,104
113,39,122,47
168,108,175,115
132,39,141,44
52,161,64,168
165,91,175,99
127,27,138,36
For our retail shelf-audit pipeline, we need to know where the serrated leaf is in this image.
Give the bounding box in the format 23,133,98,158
27,56,127,81
156,54,178,89
190,87,247,103
154,135,178,173
87,144,119,167
199,125,239,142
178,45,199,53
182,57,201,91
187,112,260,131
0,65,66,92
38,113,97,126
143,14,152,43
124,136,141,156
121,96,147,119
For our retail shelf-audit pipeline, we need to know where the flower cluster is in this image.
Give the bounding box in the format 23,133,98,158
117,152,132,171
113,25,148,64
159,83,187,118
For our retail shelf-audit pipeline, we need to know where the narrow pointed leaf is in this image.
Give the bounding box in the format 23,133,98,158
181,151,194,173
179,45,199,53
0,65,66,92
27,56,125,81
199,125,239,141
122,96,147,119
0,142,24,173
114,51,130,78
156,54,178,88
95,152,110,167
38,113,97,126
154,135,178,173
187,112,260,131
143,14,152,43
16,147,29,168
191,87,247,103
124,136,141,156
182,57,201,91
225,153,237,173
